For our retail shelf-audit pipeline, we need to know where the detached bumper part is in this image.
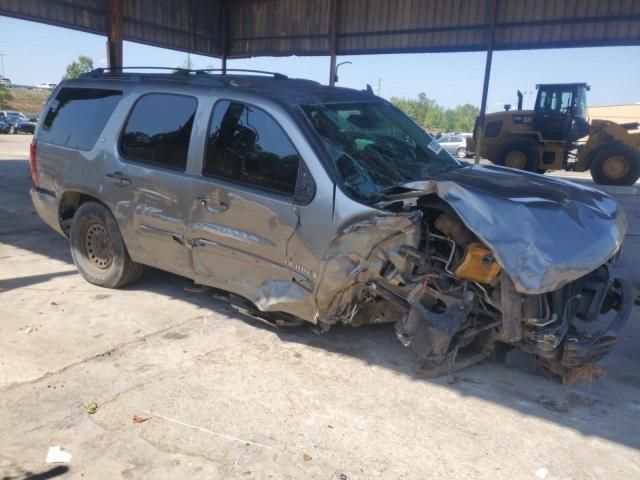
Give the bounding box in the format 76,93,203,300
522,266,633,369
390,261,632,376
562,278,633,367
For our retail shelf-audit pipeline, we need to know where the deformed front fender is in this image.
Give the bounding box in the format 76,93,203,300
313,211,421,325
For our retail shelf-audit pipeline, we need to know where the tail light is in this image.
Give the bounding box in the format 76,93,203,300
29,139,40,187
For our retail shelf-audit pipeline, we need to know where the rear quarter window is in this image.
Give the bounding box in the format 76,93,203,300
119,93,197,172
39,87,122,150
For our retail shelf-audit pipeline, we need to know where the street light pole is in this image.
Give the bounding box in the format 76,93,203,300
0,52,5,80
333,61,352,84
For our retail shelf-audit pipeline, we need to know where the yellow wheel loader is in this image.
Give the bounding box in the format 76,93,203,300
470,83,640,185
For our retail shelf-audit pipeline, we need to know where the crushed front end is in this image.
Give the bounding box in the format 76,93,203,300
390,208,633,376
314,168,632,378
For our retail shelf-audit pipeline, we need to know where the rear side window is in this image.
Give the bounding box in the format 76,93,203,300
120,94,197,171
204,100,300,196
40,88,122,150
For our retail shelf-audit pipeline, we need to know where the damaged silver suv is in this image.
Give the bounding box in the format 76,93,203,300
30,68,632,377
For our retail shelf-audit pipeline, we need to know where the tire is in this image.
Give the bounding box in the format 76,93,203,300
589,142,640,186
69,201,143,288
496,141,539,172
456,147,467,158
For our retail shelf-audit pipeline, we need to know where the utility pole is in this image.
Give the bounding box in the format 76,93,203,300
376,78,382,96
0,51,5,80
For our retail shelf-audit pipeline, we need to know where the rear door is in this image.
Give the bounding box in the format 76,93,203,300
104,92,197,277
188,99,306,299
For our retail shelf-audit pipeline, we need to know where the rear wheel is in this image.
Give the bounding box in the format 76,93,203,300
496,141,539,172
589,142,640,186
70,201,143,288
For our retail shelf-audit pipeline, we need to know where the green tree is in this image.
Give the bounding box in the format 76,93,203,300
390,93,479,132
423,104,445,130
0,82,11,108
62,55,94,80
451,104,480,132
443,109,457,133
390,92,440,128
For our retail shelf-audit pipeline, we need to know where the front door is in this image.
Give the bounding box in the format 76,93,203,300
188,99,308,301
105,92,198,277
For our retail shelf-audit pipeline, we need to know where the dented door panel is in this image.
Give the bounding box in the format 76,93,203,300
106,164,192,277
188,177,316,318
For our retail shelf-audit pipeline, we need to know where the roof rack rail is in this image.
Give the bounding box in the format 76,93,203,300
81,67,288,80
194,69,288,79
82,67,191,77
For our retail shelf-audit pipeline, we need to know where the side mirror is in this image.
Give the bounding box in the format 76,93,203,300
504,104,511,111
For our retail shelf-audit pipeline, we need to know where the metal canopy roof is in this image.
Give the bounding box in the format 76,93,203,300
1,0,639,59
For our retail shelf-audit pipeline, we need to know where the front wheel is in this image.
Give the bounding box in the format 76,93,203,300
589,142,640,186
70,201,143,288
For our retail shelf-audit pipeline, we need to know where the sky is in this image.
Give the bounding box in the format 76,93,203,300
1,15,639,112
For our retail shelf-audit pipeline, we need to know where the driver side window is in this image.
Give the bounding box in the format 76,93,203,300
204,100,301,196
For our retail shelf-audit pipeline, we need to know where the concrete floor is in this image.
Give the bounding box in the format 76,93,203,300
1,134,639,479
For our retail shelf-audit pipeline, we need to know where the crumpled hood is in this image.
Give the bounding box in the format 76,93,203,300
403,164,627,294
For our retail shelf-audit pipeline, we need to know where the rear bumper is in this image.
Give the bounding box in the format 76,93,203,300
30,187,65,236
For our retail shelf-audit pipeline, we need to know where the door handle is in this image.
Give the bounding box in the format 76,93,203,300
197,197,228,213
105,172,132,186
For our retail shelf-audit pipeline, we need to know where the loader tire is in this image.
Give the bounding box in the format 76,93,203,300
496,141,539,173
590,142,640,186
70,201,144,288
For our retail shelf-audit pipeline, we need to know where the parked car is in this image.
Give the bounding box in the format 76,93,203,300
1,113,34,134
0,77,11,87
437,133,471,158
26,114,39,123
0,110,25,120
36,82,57,90
14,119,37,134
29,70,632,377
0,120,10,134
1,115,22,133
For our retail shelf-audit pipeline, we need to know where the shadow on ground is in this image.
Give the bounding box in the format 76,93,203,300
1,466,69,480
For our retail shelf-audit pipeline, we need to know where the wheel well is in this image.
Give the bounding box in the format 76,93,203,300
58,192,105,236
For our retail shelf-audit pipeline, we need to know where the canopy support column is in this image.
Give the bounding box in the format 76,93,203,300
328,0,338,86
220,1,229,73
106,0,123,71
475,0,499,164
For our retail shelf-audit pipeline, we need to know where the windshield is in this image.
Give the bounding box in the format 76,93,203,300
301,101,462,198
